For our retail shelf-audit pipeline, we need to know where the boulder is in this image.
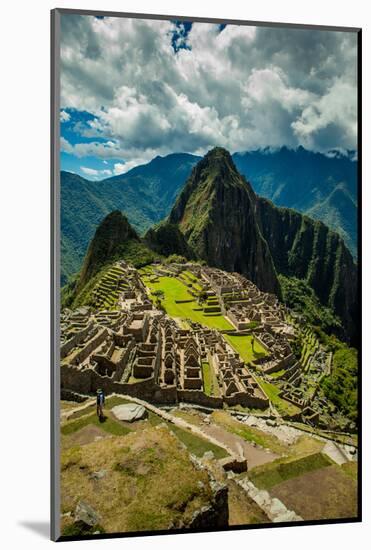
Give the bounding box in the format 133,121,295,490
75,501,101,527
219,456,248,473
89,469,107,480
203,450,215,460
111,403,147,422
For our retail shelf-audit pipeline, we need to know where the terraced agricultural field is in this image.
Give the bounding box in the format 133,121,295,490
270,463,357,520
255,377,301,416
244,430,357,521
142,273,233,330
224,333,267,363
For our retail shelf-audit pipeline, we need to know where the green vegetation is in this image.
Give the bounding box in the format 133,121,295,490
212,411,286,454
143,274,233,330
145,222,194,259
249,453,333,490
61,398,227,459
201,362,220,397
255,377,301,416
321,345,358,423
341,461,358,481
62,523,105,537
279,275,343,335
78,211,139,288
62,211,162,308
224,334,267,363
164,254,187,264
307,327,359,423
169,425,228,459
60,156,199,283
61,426,215,534
66,396,131,420
268,369,287,379
61,412,132,437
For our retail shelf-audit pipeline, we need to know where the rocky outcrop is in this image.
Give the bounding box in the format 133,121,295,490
188,481,229,529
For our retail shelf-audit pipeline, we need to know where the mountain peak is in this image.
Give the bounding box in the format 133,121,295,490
202,147,236,173
167,149,279,294
204,146,232,160
77,210,139,290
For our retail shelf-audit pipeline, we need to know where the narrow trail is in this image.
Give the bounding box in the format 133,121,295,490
61,394,279,468
201,423,279,468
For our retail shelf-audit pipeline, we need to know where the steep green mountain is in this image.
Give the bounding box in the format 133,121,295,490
256,197,357,343
60,153,199,283
78,210,139,290
167,147,280,295
278,275,343,335
233,147,358,256
306,183,357,253
63,211,159,308
148,148,357,343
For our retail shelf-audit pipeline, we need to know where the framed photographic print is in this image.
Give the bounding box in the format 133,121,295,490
51,8,361,542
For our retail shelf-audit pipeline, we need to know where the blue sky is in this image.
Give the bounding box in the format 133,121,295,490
60,109,123,177
60,15,357,180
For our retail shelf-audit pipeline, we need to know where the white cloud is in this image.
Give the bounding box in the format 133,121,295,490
60,110,71,123
80,166,112,178
113,158,150,175
113,163,127,175
60,15,358,159
292,79,357,150
61,137,123,158
245,68,314,112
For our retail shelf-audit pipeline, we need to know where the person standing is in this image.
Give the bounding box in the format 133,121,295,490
96,388,105,419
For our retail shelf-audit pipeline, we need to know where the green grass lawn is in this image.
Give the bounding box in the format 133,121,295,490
212,411,286,454
61,412,132,437
269,369,287,379
255,377,301,416
224,334,267,363
201,361,220,397
169,424,228,459
249,453,333,489
143,274,233,330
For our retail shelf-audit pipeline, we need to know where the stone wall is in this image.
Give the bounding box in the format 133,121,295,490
177,390,223,408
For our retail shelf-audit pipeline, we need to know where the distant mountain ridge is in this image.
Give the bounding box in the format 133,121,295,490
233,146,357,257
61,146,357,284
60,153,199,284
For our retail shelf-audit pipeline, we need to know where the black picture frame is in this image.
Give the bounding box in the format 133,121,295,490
51,8,362,542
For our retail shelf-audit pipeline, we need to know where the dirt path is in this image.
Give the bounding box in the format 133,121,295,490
201,423,279,468
62,424,111,449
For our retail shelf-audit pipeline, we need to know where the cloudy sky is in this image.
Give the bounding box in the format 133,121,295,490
60,14,358,179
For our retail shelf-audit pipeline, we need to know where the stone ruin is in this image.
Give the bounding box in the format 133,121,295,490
60,261,270,409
